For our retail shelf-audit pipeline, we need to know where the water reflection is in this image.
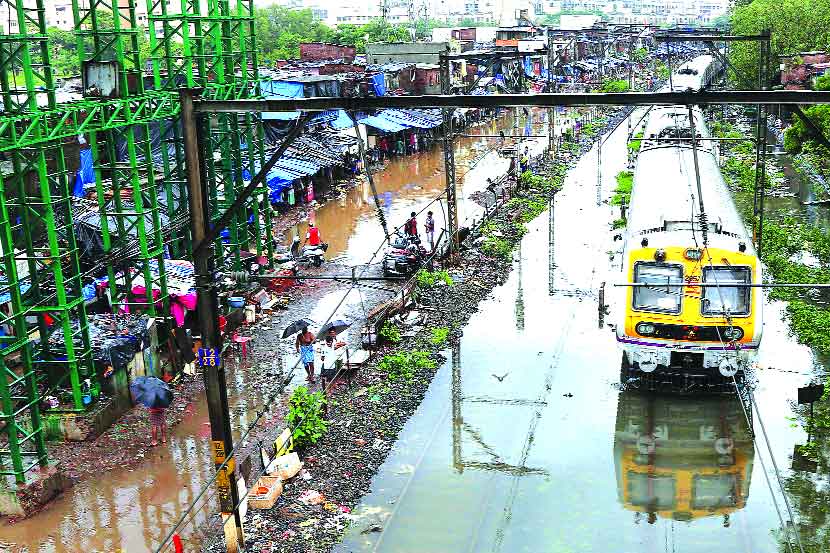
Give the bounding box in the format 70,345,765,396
613,391,754,525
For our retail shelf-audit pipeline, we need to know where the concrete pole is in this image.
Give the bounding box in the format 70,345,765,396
180,88,244,553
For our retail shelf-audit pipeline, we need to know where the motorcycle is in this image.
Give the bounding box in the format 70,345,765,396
382,233,429,277
274,237,328,267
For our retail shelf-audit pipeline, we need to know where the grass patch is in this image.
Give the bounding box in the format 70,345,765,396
611,170,633,206
429,326,449,346
378,350,437,381
416,268,453,289
379,320,401,344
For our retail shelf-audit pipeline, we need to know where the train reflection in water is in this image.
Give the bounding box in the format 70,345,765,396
614,391,754,525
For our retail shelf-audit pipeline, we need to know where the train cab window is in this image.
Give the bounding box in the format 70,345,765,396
701,267,751,316
633,263,683,314
628,473,676,509
692,475,738,509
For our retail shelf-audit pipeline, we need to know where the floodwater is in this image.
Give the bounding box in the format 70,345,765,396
0,356,280,552
284,109,553,264
0,110,548,552
336,113,820,553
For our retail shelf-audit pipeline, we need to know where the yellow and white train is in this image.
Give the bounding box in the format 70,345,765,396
615,56,762,390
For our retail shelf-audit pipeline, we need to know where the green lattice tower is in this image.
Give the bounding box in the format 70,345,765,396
146,0,272,270
0,0,93,483
72,0,169,316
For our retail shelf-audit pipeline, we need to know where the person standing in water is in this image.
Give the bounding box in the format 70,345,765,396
424,211,435,250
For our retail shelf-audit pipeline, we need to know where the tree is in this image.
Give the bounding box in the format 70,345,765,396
330,19,411,53
255,6,333,62
730,0,830,88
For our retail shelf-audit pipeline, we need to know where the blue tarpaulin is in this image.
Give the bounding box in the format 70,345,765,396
372,73,386,96
330,109,354,130
261,80,304,98
380,109,442,129
262,80,305,121
73,148,95,197
359,115,408,133
524,57,534,77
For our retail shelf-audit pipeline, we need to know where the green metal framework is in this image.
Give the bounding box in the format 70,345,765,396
71,0,169,317
146,0,273,269
0,0,92,483
0,0,271,484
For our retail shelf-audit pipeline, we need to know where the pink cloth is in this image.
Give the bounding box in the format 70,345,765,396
170,293,197,327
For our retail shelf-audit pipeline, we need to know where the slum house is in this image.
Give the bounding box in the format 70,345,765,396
259,76,372,210
366,42,448,65
780,52,830,90
495,27,536,47
299,42,357,63
357,108,444,162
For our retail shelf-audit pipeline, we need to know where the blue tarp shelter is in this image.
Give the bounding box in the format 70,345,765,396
359,115,408,133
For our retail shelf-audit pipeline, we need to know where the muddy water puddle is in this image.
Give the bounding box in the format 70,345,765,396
337,115,817,553
284,110,552,264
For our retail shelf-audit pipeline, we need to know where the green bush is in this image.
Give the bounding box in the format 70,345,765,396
481,235,513,261
285,386,328,449
378,350,437,381
611,218,626,230
429,326,450,346
379,320,402,344
416,269,453,289
611,171,634,206
599,79,629,93
507,196,547,223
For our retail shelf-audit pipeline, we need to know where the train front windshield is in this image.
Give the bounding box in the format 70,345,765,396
633,263,683,313
701,266,751,316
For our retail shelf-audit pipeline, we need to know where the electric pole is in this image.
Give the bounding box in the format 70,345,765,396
180,88,244,553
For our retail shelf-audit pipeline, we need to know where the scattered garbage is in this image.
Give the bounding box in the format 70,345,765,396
266,452,303,480
298,490,326,506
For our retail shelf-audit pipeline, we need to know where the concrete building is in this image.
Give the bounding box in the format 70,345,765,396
366,42,448,65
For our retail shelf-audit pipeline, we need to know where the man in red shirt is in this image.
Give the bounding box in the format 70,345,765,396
404,212,418,238
306,222,321,246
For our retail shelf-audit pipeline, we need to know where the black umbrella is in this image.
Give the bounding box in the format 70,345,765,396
282,318,315,339
130,376,173,409
317,319,351,339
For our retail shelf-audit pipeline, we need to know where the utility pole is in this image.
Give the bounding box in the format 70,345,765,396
180,88,244,553
547,29,556,158
439,50,459,253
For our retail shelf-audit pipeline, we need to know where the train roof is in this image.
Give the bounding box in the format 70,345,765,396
626,145,751,246
641,106,708,144
667,54,715,91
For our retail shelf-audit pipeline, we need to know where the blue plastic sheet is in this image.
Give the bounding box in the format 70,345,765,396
329,109,354,130
73,148,95,197
372,73,386,97
261,80,304,98
360,115,408,133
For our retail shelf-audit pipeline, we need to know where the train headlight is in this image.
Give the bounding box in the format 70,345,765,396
654,249,666,262
684,248,702,260
722,326,744,341
636,322,656,336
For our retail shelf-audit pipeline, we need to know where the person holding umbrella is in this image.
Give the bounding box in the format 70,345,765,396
130,376,173,447
295,325,316,382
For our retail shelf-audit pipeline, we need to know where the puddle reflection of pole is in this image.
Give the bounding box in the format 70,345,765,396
451,339,463,474
548,196,555,296
514,242,524,331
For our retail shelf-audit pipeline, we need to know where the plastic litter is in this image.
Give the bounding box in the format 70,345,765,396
298,490,326,505
266,452,303,480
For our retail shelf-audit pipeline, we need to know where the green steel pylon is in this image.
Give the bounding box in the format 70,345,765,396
72,0,169,317
0,0,91,483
